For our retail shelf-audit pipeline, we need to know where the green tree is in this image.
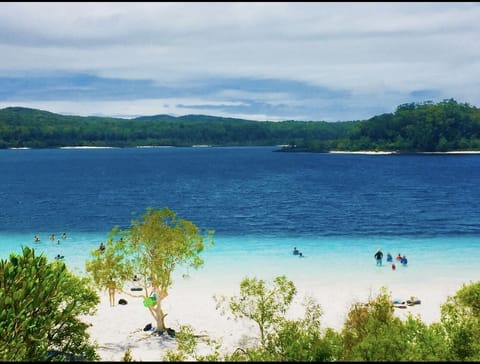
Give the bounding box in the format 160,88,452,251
86,207,214,334
85,228,133,307
214,275,296,348
340,286,447,361
166,276,340,362
260,295,342,361
340,287,407,361
439,280,480,361
0,246,99,361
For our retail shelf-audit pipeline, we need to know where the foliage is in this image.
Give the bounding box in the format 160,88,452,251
86,207,214,333
259,295,342,362
85,228,133,306
338,98,480,152
121,347,134,362
161,278,480,362
2,100,479,152
162,324,222,362
339,286,451,361
214,275,296,347
285,98,480,152
0,106,352,149
439,281,480,361
0,246,99,361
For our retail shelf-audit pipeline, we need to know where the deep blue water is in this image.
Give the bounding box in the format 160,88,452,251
1,146,479,237
3,146,479,328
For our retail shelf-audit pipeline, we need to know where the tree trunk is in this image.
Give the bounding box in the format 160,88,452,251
154,302,167,332
153,289,168,332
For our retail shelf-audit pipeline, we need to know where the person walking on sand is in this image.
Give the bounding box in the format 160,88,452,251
374,248,384,266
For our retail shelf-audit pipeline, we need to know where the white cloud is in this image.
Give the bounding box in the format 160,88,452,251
0,2,479,120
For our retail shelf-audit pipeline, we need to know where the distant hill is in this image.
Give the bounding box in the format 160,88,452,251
133,114,257,123
0,107,353,149
2,99,479,152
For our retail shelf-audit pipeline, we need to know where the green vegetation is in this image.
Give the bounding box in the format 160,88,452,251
214,275,297,347
0,246,99,361
2,99,479,152
163,276,480,362
85,207,214,334
286,98,480,153
0,107,352,148
85,229,133,307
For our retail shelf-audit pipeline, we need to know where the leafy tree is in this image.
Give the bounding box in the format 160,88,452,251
214,275,296,348
85,228,133,306
260,295,342,362
86,207,214,333
167,276,340,362
439,280,480,361
0,246,99,361
340,286,448,361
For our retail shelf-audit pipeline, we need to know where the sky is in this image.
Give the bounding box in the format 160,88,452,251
0,2,479,122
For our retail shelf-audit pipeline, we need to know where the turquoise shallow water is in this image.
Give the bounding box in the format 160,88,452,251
1,232,478,294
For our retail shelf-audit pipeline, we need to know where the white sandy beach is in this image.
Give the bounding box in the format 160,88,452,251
329,150,480,155
82,271,462,361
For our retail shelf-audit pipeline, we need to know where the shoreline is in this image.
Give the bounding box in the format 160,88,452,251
81,269,465,361
330,150,480,155
5,145,480,154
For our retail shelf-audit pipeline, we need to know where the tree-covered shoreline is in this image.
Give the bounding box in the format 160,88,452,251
0,106,352,149
282,98,480,153
1,98,479,152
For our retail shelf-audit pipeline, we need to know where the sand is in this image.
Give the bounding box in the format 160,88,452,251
81,274,458,361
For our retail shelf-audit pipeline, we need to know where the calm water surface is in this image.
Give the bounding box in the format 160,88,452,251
0,147,479,279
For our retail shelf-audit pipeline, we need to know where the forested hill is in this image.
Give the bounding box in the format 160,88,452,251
0,106,353,149
290,99,480,153
1,99,480,151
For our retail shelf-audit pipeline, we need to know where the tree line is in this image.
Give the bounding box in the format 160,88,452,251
0,107,352,149
2,99,479,152
287,98,480,153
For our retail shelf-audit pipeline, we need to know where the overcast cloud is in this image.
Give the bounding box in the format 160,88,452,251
0,2,478,121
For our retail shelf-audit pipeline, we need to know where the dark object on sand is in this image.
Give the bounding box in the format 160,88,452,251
118,298,128,305
143,323,152,331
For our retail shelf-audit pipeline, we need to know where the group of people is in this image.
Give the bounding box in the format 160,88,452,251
292,247,304,258
374,249,408,269
34,232,67,243
33,233,68,259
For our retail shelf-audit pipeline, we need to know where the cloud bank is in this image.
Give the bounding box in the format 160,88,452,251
0,2,479,121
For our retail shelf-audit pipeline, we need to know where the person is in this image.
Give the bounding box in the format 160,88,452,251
55,254,64,260
401,255,408,266
50,234,55,241
396,253,402,261
293,247,299,255
299,252,304,258
98,242,106,253
34,235,40,243
61,232,67,239
392,263,396,271
374,248,383,266
386,252,393,262
107,281,116,307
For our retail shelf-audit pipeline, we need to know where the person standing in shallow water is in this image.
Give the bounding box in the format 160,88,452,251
374,248,384,266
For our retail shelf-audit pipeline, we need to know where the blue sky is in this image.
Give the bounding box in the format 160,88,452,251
0,2,479,121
